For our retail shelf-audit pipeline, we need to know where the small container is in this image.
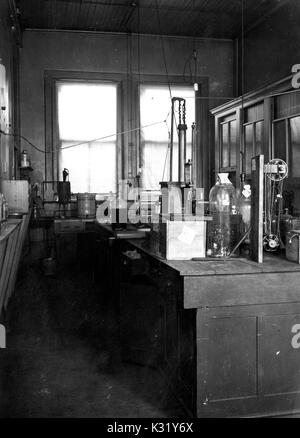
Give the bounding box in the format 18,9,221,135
286,230,300,263
77,193,96,219
20,150,30,168
42,257,57,276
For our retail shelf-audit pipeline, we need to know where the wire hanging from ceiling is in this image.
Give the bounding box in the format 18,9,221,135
154,0,172,103
239,0,246,179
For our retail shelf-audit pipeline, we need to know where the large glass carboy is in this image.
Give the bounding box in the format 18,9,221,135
208,173,237,257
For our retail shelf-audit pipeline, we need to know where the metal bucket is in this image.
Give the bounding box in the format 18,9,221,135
42,257,57,276
77,193,96,219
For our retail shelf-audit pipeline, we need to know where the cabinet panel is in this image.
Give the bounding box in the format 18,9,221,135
273,120,287,162
229,120,237,167
260,314,300,396
206,316,257,401
255,121,263,156
196,304,300,417
220,119,237,170
221,123,229,168
289,116,300,178
244,124,254,176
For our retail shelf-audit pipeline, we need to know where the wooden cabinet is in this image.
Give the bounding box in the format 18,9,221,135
95,223,300,417
196,303,300,417
212,76,300,214
118,245,196,415
118,241,300,417
213,100,266,187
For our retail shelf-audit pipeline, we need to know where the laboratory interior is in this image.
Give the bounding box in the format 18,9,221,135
1,0,300,419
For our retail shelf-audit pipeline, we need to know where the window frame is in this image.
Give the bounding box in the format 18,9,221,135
132,74,209,191
44,70,124,193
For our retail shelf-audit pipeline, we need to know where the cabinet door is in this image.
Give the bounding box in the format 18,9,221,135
220,119,237,171
197,306,300,417
259,314,300,397
289,116,300,178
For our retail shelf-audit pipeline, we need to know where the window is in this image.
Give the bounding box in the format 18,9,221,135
57,81,117,194
139,84,195,190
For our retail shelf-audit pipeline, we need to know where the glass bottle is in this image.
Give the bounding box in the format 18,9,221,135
208,173,237,257
280,208,293,245
238,184,251,236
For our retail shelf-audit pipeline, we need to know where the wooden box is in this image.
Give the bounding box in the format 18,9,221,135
159,219,206,260
286,230,300,263
1,180,29,213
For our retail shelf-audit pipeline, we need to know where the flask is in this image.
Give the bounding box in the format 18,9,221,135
208,173,237,257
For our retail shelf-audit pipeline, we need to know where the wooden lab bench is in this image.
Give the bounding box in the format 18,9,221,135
0,214,30,319
95,222,300,417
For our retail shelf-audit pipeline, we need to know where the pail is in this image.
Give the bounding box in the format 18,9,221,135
42,257,57,276
77,193,96,219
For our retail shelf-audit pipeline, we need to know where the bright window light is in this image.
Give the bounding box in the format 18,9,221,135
57,81,117,194
140,84,195,190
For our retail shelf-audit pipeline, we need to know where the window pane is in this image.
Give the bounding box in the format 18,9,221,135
221,123,229,168
244,124,254,175
57,81,117,193
273,120,286,162
140,85,195,190
229,120,237,167
290,116,300,178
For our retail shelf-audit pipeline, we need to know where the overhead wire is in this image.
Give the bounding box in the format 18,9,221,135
241,0,245,178
0,119,168,155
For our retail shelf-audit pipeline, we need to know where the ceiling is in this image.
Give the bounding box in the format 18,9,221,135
15,0,288,39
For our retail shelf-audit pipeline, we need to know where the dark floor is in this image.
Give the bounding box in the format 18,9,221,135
0,256,186,418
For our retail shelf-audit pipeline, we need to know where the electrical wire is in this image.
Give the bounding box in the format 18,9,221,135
241,0,245,178
154,0,179,136
161,120,171,181
0,129,46,154
0,119,168,155
154,0,172,102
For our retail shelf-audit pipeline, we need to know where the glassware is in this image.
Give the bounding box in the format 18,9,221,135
207,173,237,257
238,184,251,242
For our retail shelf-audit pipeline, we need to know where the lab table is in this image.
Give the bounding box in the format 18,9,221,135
95,222,300,418
0,214,30,319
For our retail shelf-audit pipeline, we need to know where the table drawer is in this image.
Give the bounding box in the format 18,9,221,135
54,220,84,234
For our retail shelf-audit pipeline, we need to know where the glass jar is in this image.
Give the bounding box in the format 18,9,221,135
207,173,237,257
238,184,251,239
